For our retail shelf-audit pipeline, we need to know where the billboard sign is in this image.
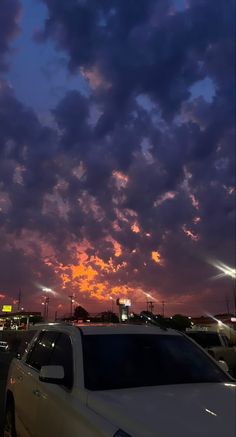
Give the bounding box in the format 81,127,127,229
2,305,12,313
116,298,131,307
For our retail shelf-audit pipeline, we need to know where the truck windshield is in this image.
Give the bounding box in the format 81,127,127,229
82,334,230,390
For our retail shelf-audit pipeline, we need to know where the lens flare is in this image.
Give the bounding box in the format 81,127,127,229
209,260,236,279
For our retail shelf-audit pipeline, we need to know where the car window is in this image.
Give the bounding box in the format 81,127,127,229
49,333,73,389
82,334,230,391
187,332,221,348
26,331,59,370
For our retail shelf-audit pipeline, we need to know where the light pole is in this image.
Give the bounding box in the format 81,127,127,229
42,287,53,321
46,297,49,320
69,295,75,318
109,296,114,313
42,296,49,320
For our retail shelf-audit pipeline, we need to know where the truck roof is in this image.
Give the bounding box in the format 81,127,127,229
31,322,180,336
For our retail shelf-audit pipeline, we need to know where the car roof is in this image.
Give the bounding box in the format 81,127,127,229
31,322,180,336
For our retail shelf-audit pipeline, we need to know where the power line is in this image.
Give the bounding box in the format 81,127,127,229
146,301,154,313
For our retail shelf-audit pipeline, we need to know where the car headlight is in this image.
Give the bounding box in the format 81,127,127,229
113,430,132,437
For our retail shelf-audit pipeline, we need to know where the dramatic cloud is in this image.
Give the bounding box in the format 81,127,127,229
0,0,235,316
0,0,21,71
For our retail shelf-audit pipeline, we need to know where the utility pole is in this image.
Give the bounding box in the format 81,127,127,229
162,301,165,317
17,288,22,311
147,301,154,313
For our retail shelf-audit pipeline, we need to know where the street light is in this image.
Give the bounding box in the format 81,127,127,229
69,295,75,318
42,287,53,320
210,260,236,279
210,260,236,316
42,296,49,320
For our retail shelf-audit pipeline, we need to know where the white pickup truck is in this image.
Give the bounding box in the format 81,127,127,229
4,323,236,437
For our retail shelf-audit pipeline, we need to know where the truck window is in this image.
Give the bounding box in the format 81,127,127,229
49,333,73,389
26,331,59,371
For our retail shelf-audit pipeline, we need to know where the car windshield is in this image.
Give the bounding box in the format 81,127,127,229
187,332,222,348
82,334,230,390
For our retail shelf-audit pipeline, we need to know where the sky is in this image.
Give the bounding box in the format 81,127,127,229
0,0,235,318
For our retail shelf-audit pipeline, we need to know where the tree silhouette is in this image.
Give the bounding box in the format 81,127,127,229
100,311,119,323
169,314,191,331
74,305,89,321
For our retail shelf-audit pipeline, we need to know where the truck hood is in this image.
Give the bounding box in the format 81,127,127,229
87,383,236,437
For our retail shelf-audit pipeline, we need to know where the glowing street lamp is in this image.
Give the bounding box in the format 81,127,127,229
211,261,235,279
42,287,55,294
210,260,236,315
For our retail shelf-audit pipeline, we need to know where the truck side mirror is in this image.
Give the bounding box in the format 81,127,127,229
39,365,64,384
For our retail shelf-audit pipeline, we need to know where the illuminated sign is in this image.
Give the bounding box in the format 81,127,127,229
116,298,131,307
2,305,12,313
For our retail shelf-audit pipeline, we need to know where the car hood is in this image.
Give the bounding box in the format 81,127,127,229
87,383,236,437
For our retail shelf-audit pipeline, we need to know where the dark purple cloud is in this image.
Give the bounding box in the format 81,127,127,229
0,0,20,71
0,0,235,315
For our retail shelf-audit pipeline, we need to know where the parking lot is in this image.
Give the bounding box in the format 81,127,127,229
0,351,14,435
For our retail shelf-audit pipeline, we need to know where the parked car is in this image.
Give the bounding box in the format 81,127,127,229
4,323,236,437
0,340,9,352
186,329,236,377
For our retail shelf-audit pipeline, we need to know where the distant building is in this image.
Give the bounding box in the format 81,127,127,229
0,311,42,330
116,298,131,322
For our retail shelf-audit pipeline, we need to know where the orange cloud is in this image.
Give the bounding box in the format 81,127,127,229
71,264,98,281
105,236,122,257
131,222,140,233
151,250,164,265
